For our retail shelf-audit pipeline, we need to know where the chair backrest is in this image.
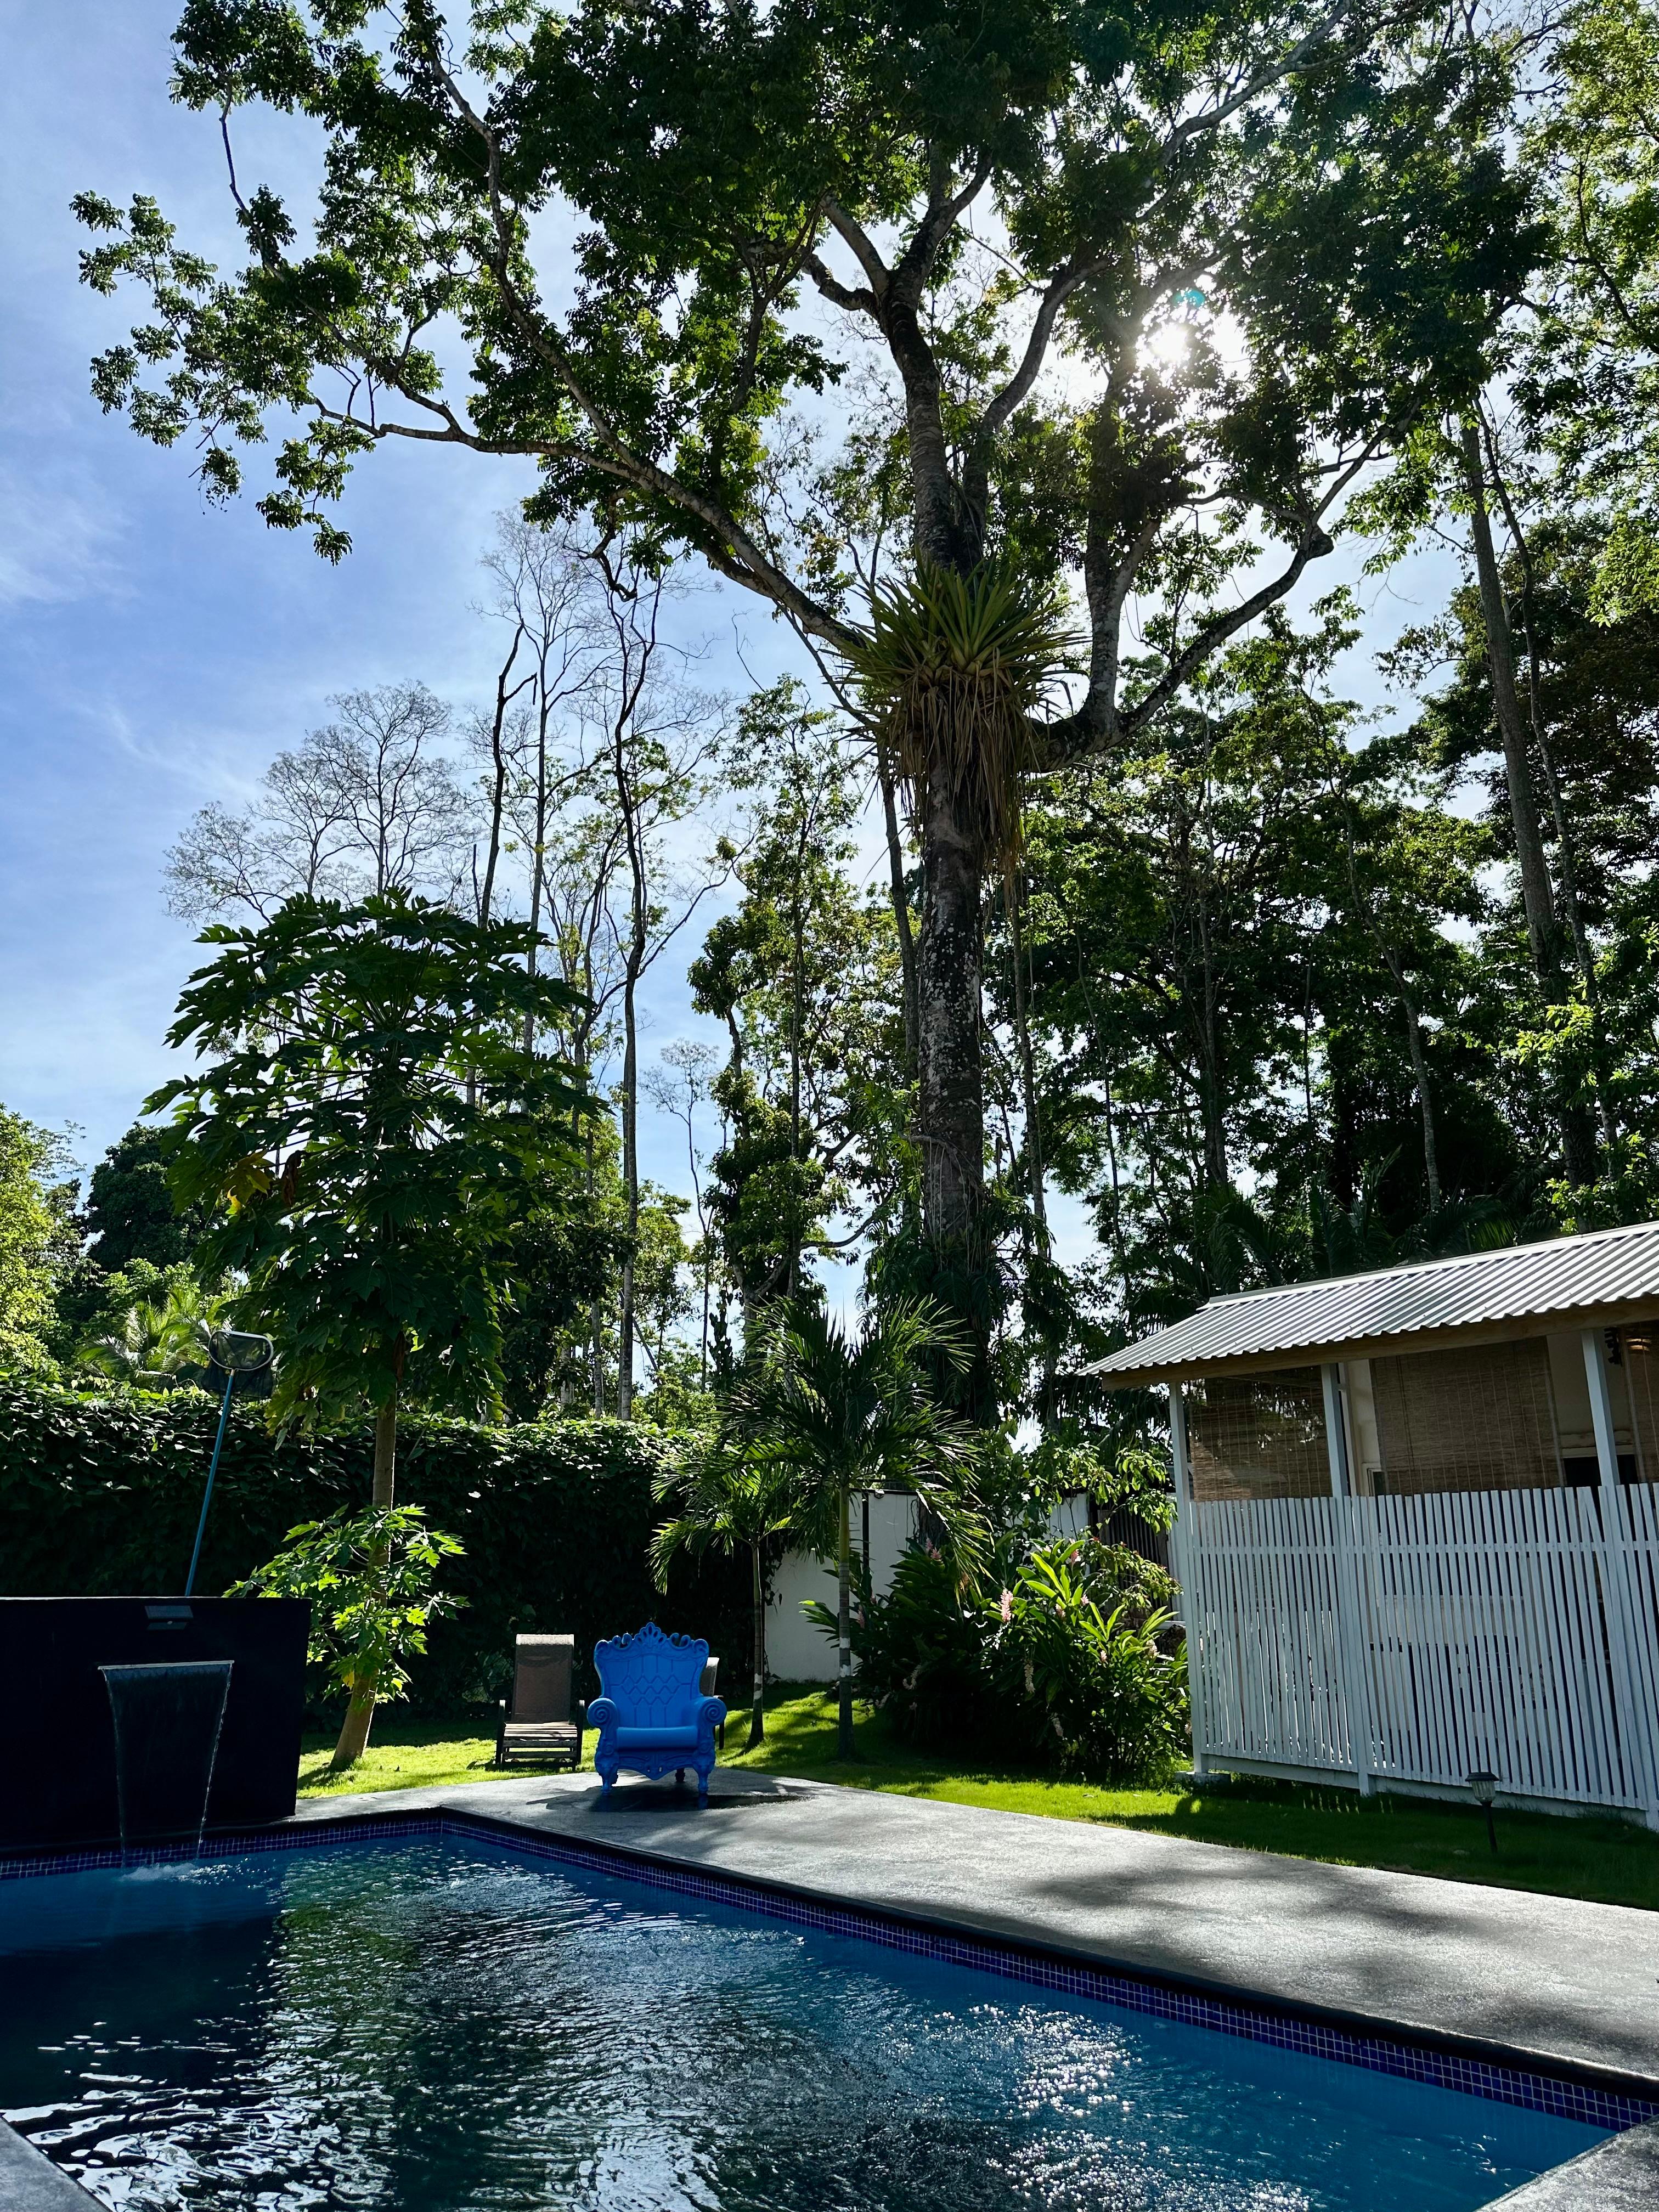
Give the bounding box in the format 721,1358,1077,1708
594,1622,709,1728
512,1634,574,1725
699,1656,719,1700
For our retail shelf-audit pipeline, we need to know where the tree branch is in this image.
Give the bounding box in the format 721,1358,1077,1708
804,252,881,319
822,198,892,297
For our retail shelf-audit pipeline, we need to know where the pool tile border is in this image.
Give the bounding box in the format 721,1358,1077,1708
5,1809,1654,2140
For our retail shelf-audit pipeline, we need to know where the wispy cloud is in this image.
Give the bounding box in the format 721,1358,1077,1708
0,464,126,609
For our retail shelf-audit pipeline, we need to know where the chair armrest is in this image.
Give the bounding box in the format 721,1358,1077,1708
587,1697,620,1735
695,1695,726,1730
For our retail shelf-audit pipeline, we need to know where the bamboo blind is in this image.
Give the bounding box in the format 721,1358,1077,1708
1186,1368,1329,1502
1620,1329,1659,1480
1370,1339,1560,1495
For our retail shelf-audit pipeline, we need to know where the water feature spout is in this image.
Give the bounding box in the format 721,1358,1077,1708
99,1661,234,1854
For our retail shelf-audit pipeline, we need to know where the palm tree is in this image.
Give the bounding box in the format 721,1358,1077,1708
728,1297,981,1758
651,1443,796,1750
79,1274,233,1389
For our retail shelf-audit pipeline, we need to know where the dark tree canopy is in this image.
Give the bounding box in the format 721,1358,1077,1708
83,1122,213,1275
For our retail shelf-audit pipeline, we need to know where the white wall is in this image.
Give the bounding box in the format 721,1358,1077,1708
764,1491,1089,1682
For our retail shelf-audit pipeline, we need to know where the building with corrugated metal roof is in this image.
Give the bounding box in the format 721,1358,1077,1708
1090,1222,1659,1827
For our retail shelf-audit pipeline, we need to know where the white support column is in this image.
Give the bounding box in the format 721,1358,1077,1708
1322,1363,1375,1795
1169,1383,1209,1779
1581,1329,1659,1827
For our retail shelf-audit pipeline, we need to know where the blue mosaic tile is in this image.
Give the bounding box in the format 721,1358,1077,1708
3,1808,1652,2139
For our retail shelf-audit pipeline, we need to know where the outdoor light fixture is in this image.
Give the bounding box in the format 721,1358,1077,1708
1467,1768,1500,1855
1626,1326,1654,1358
184,1329,276,1596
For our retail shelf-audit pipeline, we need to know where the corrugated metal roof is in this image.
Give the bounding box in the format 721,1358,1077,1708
1087,1218,1659,1388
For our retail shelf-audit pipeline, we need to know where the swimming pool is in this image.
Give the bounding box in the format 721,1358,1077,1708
0,1833,1613,2211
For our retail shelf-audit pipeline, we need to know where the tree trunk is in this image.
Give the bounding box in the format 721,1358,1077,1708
330,1390,398,1771
1460,422,1560,985
614,707,647,1420
878,751,919,1069
371,1394,397,1508
618,970,638,1420
1459,421,1598,1184
836,1479,854,1759
1006,877,1048,1246
916,777,985,1249
748,1538,766,1751
1482,432,1617,1154
585,1119,605,1415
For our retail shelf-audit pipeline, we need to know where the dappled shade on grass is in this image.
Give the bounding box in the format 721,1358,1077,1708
300,1688,1659,1911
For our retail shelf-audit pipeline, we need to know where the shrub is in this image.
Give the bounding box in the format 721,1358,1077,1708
989,1543,1187,1780
0,1380,746,1716
845,1533,1187,1784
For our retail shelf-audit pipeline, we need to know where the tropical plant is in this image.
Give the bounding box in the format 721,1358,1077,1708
723,1296,982,1757
842,561,1081,873
151,889,594,1765
231,1506,465,1766
990,1542,1187,1781
76,1271,232,1389
651,1441,797,1749
844,1534,1185,1781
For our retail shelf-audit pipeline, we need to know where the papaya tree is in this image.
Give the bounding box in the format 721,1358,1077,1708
150,890,594,1762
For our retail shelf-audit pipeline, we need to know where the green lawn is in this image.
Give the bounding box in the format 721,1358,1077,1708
301,1686,1659,1911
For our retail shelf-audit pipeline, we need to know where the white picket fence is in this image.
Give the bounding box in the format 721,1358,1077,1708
1178,1482,1659,1822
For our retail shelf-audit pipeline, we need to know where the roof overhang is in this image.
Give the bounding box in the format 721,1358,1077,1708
1086,1220,1659,1391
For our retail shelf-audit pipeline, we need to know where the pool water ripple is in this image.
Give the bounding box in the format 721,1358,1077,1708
0,1839,1607,2212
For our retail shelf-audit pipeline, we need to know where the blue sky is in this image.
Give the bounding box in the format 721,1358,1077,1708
1,2,1460,1275
0,0,796,1212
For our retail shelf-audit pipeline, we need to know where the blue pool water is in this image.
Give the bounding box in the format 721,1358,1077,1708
0,1838,1606,2211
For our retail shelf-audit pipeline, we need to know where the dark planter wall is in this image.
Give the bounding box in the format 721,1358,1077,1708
0,1385,749,1718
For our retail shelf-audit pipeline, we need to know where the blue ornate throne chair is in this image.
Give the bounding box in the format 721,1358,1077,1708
589,1623,727,1802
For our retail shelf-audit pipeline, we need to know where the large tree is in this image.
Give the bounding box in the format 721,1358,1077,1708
78,0,1531,1311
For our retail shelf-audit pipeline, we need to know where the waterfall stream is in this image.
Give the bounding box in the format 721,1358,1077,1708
99,1661,234,1855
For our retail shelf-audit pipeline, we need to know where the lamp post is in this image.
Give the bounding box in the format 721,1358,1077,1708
1468,1768,1500,1854
184,1329,275,1596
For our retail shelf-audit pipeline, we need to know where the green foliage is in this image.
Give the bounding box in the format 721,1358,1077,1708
994,1543,1187,1781
86,1121,215,1273
232,1505,466,1709
0,1108,77,1375
75,1271,233,1391
842,561,1081,869
651,1446,795,1587
729,1298,983,1572
150,892,594,1430
691,682,906,1318
842,1535,1186,1782
0,1379,748,1713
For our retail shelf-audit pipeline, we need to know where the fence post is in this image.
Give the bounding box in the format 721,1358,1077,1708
1169,1382,1210,1780
1321,1363,1375,1795
1580,1329,1659,1827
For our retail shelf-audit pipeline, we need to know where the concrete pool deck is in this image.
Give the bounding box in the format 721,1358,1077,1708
290,1765,1659,2101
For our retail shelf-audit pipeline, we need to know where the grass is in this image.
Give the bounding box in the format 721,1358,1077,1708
300,1687,1659,1912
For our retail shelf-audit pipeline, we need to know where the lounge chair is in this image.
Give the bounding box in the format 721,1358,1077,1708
495,1633,584,1770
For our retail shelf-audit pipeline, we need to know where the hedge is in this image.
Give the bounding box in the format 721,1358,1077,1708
0,1382,749,1719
